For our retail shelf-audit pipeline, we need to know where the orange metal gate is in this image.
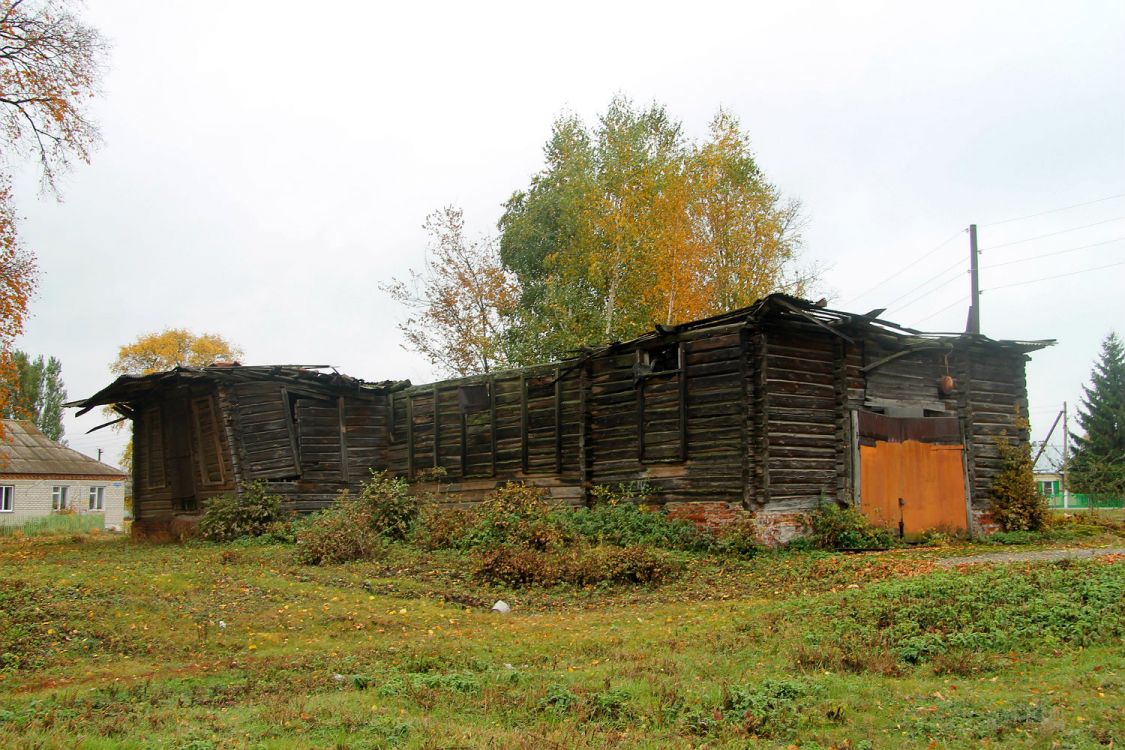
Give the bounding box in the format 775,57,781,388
856,412,968,536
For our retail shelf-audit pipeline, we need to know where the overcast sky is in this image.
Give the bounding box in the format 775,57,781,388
11,0,1125,469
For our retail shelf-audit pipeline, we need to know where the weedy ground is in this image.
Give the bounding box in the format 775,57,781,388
1,522,1122,749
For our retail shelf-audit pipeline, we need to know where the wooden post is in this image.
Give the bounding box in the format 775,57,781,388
338,396,350,484
578,359,591,506
489,375,497,477
554,368,563,474
636,350,646,463
433,386,441,470
967,224,980,335
406,394,414,479
738,329,751,508
519,373,529,473
677,342,688,462
459,410,468,478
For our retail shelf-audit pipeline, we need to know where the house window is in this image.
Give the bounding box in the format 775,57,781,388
88,486,105,511
0,485,12,512
51,486,69,511
1038,480,1060,497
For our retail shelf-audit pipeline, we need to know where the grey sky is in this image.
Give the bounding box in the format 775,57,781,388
11,0,1124,468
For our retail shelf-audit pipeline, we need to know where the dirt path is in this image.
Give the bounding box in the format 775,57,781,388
936,547,1125,567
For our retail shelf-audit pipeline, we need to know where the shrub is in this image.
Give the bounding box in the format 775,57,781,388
294,494,383,565
802,501,895,550
447,483,574,551
989,439,1049,531
558,497,708,551
723,678,816,739
473,543,680,587
567,545,681,585
711,516,764,557
198,481,283,542
359,471,419,540
411,505,475,550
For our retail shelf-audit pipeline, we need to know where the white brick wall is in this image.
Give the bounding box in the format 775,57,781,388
0,477,127,531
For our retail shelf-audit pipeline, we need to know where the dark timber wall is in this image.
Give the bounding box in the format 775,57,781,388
84,296,1045,538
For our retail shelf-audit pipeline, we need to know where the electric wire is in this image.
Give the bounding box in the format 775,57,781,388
981,237,1125,269
979,216,1125,251
916,295,969,323
983,259,1125,292
842,227,966,306
882,257,966,312
981,192,1125,227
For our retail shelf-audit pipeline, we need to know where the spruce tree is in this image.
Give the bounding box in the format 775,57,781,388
1069,332,1125,498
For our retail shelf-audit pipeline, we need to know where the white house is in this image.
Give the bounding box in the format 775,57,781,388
0,419,127,531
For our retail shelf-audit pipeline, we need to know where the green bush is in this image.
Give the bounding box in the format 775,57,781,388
802,502,895,551
198,481,283,542
723,678,817,739
710,517,764,557
359,471,419,540
558,495,708,551
294,494,383,565
473,543,680,587
421,482,574,552
989,440,1049,531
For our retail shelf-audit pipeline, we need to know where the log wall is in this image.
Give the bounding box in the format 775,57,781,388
125,315,1037,535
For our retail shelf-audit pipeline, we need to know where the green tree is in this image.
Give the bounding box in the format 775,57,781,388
2,350,66,441
1069,332,1125,498
498,96,810,365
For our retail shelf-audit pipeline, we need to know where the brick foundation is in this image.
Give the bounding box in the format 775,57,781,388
664,501,749,532
750,512,807,546
970,508,999,537
663,501,811,546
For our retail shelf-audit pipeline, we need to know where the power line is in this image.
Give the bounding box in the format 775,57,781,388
983,259,1125,293
842,227,966,306
981,236,1125,269
913,294,967,323
981,192,1125,228
980,216,1125,251
886,263,967,313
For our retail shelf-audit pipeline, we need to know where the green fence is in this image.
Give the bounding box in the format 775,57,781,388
1045,493,1124,510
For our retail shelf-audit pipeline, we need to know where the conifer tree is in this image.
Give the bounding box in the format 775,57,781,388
1069,332,1125,498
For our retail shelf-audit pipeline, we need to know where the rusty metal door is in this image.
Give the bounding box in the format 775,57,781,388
856,412,968,535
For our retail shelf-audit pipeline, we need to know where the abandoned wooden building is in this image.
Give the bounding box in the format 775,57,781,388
71,294,1051,541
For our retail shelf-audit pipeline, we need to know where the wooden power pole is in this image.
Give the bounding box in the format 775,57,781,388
967,223,980,334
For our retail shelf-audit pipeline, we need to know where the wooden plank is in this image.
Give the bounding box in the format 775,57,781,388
406,394,414,478
520,373,529,473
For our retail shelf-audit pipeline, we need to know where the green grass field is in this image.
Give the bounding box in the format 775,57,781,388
1,528,1122,749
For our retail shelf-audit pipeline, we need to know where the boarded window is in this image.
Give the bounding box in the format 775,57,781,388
637,344,686,463
191,395,226,487
233,383,300,480
458,384,490,412
293,396,344,481
141,406,167,490
522,373,560,473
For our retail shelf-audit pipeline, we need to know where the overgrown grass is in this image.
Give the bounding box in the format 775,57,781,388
0,530,1121,748
0,513,104,537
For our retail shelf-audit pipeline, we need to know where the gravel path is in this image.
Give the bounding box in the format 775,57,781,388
936,547,1125,567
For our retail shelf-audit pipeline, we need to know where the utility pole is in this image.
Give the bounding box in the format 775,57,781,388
1062,400,1072,512
967,223,980,335
97,448,103,462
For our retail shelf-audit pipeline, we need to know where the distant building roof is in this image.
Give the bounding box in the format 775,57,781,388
0,420,126,478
